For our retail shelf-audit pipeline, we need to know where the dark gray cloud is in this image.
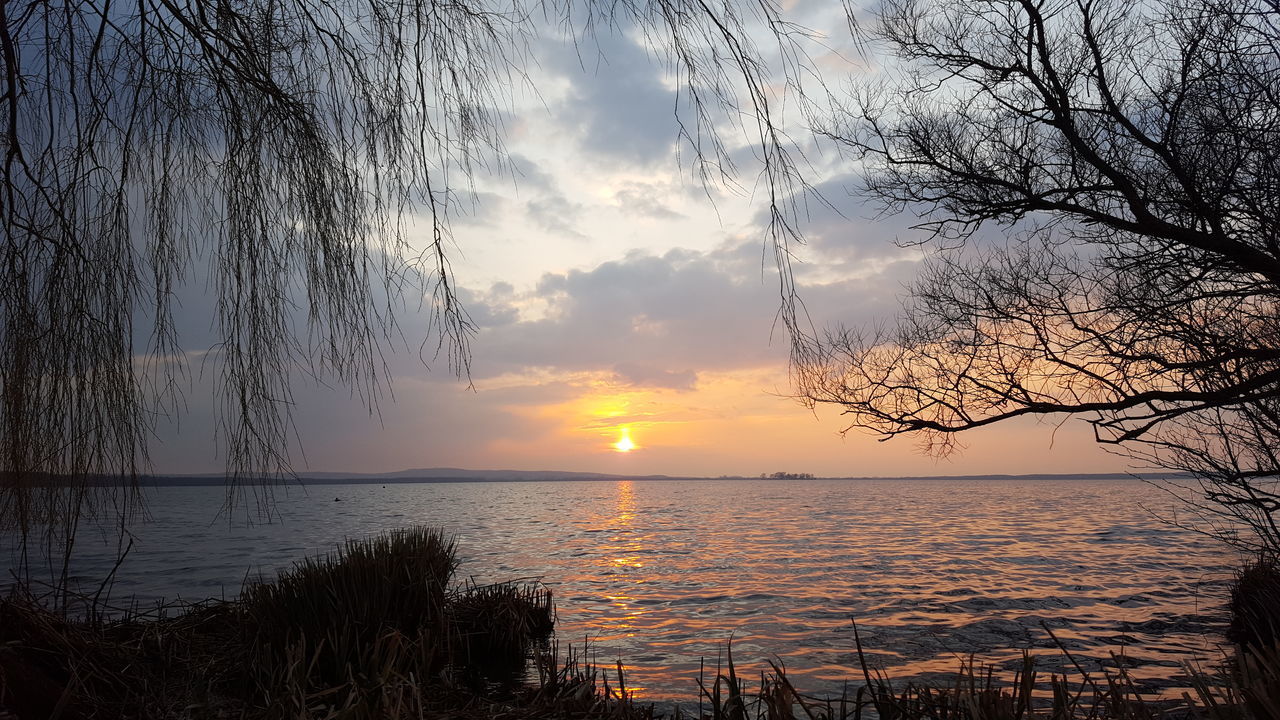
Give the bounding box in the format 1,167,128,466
503,152,589,239
507,153,558,195
457,283,520,328
541,31,679,168
470,247,779,377
461,238,914,382
526,195,587,239
783,171,1051,269
755,174,931,267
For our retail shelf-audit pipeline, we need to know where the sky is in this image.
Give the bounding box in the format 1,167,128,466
148,1,1131,478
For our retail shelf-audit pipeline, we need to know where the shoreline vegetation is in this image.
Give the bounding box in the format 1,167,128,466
1,528,1276,720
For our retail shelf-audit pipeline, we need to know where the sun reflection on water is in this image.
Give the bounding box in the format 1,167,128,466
592,480,652,697
608,481,645,570
36,479,1240,708
536,478,1235,706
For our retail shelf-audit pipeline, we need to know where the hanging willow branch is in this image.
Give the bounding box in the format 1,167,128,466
0,0,818,551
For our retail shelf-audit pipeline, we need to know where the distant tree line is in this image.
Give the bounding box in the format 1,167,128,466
761,472,816,480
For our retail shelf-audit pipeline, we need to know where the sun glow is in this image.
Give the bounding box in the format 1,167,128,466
613,427,637,452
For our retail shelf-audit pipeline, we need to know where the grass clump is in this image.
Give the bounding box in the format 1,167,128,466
238,527,460,712
0,527,556,719
1228,559,1280,654
451,580,556,683
238,526,559,716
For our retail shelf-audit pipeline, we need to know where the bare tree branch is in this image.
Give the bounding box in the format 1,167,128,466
801,0,1280,552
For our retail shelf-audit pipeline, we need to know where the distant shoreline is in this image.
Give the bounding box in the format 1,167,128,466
123,470,1183,487
7,468,1188,488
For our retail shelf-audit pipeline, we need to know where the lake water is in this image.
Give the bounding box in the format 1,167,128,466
3,477,1241,705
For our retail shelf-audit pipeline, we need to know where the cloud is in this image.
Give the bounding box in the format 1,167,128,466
787,175,1047,274
142,234,1127,478
579,411,671,429
612,362,698,391
525,195,587,239
449,191,508,227
145,371,553,475
774,176,930,261
501,153,589,240
468,248,780,376
612,182,686,220
541,31,679,168
457,237,914,381
457,283,519,328
507,153,559,195
133,0,1130,478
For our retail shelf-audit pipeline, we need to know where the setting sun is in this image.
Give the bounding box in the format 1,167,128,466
613,428,637,452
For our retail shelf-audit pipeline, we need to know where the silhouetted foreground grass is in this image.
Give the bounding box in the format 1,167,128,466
0,527,556,718
1229,558,1280,653
0,530,1277,720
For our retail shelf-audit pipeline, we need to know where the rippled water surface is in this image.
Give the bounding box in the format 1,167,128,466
5,478,1240,703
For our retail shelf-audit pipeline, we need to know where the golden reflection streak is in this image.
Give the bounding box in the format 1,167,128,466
599,480,649,699
609,480,642,568
614,479,635,523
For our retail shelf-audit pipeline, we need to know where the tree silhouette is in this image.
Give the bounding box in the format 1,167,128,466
799,0,1280,551
0,0,816,550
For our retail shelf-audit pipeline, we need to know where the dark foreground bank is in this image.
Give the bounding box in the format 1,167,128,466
1,528,1277,720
